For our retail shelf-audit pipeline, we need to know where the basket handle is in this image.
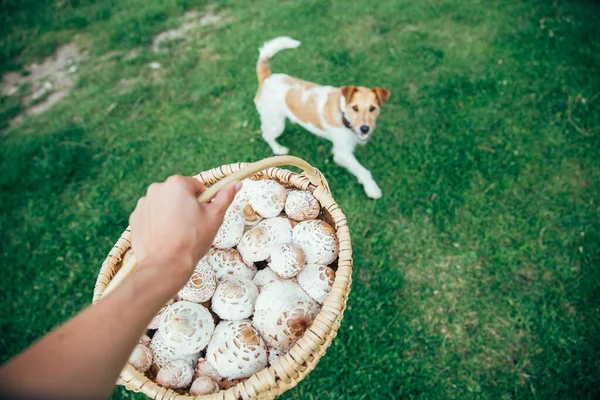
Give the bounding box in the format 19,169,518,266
197,155,328,203
103,156,327,296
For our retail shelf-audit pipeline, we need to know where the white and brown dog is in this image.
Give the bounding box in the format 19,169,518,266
254,36,391,199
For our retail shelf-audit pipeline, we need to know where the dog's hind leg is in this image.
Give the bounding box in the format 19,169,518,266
260,114,289,155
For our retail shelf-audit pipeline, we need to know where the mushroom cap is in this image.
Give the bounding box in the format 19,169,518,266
206,320,268,379
205,248,257,281
297,263,335,304
262,215,293,237
190,376,220,395
139,334,152,347
128,343,153,372
231,180,264,228
213,209,244,249
247,179,287,218
156,359,194,389
149,332,199,368
147,298,175,330
285,190,320,221
194,358,222,381
252,267,281,289
159,301,215,354
177,259,217,303
292,220,338,265
211,276,258,320
237,217,292,263
268,242,306,279
253,280,320,352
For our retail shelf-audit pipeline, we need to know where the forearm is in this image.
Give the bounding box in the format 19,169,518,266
0,260,187,400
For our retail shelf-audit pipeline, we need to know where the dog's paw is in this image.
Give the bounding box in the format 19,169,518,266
272,145,290,155
364,182,382,199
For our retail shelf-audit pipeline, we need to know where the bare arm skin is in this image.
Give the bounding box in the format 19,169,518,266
0,175,239,400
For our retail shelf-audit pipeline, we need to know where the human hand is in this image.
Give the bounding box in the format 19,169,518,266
129,175,239,288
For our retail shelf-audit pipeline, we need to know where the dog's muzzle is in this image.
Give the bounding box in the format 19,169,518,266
357,132,370,143
343,114,371,143
357,125,373,143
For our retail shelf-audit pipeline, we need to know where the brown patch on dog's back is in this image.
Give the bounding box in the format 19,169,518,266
284,76,318,91
323,90,343,128
286,88,323,129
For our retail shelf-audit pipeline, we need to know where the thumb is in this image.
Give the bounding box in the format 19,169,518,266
204,180,241,221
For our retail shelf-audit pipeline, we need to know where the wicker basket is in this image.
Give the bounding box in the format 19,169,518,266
93,156,353,399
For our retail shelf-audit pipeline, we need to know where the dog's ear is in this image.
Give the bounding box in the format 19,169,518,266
372,88,391,105
341,85,358,104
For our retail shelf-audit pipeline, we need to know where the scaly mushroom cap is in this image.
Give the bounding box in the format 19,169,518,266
297,263,335,304
139,334,152,347
211,276,258,320
194,358,222,381
128,343,153,372
262,215,293,237
205,248,257,281
149,332,199,368
253,281,320,352
213,209,244,249
206,320,268,379
292,220,338,265
285,190,320,221
177,259,217,303
231,180,264,228
156,359,194,389
147,298,175,330
190,376,220,395
252,267,281,289
268,242,306,279
237,217,292,263
159,301,215,354
247,179,287,218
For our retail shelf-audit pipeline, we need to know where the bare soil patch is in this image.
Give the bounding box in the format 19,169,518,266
1,43,84,128
152,10,226,52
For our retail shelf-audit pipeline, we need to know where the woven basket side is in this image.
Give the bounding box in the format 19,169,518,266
93,229,131,304
92,163,352,399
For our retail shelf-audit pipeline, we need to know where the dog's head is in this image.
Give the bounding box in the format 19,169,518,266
340,86,390,143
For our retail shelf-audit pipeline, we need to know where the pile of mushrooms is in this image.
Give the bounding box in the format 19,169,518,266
126,179,338,395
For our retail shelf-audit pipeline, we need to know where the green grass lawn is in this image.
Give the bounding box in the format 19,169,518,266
1,0,600,398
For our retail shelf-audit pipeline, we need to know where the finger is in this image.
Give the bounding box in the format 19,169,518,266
203,180,240,220
146,182,160,196
166,175,205,196
182,176,206,196
129,197,145,226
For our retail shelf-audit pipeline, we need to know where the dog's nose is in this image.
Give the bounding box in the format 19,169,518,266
360,125,370,134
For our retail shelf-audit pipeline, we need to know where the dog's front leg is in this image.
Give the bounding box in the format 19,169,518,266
333,150,382,199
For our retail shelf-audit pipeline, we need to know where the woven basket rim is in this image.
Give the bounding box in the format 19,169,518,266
93,162,353,399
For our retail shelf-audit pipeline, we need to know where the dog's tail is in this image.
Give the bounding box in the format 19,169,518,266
257,36,301,87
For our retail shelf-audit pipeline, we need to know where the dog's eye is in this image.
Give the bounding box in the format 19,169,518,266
369,106,376,112
352,105,358,112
